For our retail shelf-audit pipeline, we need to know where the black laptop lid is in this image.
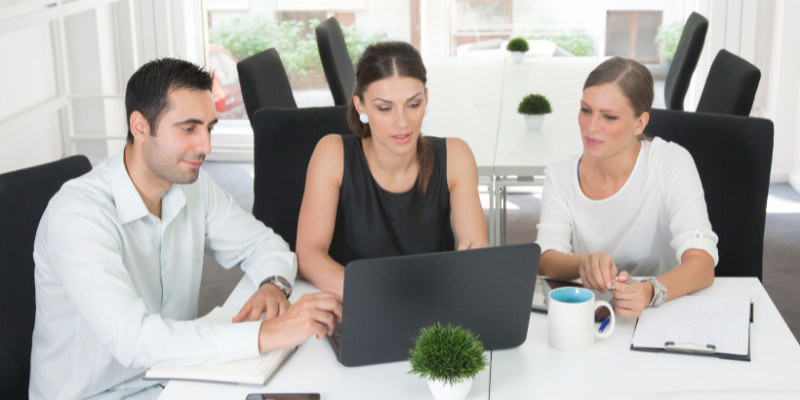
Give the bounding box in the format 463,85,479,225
339,243,540,367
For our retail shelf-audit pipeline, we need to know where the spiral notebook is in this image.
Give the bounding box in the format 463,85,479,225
630,296,752,361
144,307,295,385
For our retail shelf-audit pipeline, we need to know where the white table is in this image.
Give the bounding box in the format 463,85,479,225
161,277,800,399
491,278,800,399
159,278,491,400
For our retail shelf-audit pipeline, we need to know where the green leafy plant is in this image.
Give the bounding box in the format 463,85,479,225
506,37,530,53
340,24,389,66
518,94,552,115
209,15,387,75
408,323,488,386
527,32,595,56
655,21,684,63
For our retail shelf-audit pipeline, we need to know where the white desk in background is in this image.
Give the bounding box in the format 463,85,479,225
491,58,608,245
422,56,606,177
491,278,800,400
422,56,606,245
158,278,491,400
501,56,608,100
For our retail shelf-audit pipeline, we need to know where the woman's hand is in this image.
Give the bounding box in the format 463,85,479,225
611,271,653,318
578,252,618,293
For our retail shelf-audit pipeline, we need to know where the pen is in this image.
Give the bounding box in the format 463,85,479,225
599,317,611,333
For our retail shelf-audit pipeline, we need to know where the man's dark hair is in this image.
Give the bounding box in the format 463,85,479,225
125,58,214,144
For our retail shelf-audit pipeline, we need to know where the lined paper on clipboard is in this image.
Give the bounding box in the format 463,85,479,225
630,296,751,356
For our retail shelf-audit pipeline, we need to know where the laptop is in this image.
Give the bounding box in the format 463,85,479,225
328,243,540,367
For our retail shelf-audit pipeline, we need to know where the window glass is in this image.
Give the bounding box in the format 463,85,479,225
203,0,410,119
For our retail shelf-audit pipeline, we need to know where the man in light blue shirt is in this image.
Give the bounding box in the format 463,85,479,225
29,59,341,399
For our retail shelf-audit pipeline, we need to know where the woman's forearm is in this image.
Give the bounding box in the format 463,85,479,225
656,249,715,301
538,250,585,280
297,248,346,297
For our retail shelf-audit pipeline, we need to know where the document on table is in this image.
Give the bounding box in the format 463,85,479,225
630,296,751,356
144,307,295,385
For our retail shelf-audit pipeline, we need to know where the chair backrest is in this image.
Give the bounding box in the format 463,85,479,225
644,109,773,281
237,48,297,122
0,155,92,398
696,49,761,116
315,17,355,106
252,106,354,250
664,12,708,111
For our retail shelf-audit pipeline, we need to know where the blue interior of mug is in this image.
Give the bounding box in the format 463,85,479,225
549,287,593,304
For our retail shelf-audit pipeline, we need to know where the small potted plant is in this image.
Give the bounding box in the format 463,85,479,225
506,37,529,64
409,323,488,400
518,93,552,131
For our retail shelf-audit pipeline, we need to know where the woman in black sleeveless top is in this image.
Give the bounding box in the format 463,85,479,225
296,42,489,297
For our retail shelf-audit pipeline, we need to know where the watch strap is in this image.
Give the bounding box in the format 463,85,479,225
259,276,292,299
646,278,667,307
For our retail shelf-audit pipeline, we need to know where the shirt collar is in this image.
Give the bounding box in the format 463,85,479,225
161,181,186,228
110,148,149,224
109,148,187,226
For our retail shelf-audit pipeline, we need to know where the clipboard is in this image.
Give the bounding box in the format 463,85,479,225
630,302,753,362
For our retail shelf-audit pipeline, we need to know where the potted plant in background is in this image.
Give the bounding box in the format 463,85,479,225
518,93,552,131
409,323,488,400
506,37,529,64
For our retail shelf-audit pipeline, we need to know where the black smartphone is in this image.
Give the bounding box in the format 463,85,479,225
245,395,320,400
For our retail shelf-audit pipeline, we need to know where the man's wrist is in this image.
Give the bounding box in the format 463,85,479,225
259,276,292,298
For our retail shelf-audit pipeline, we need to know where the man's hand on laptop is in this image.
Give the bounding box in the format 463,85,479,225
233,284,291,323
257,292,343,353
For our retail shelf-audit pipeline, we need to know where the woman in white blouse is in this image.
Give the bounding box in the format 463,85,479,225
536,57,718,318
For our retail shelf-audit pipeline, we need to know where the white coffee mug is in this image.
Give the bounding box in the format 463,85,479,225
548,287,615,352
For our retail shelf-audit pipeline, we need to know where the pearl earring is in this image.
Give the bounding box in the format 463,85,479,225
359,113,369,124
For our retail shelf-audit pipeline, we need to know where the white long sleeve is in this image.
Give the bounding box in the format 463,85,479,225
535,137,718,277
30,149,296,400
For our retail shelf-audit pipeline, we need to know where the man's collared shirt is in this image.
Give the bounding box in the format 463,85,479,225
29,149,297,399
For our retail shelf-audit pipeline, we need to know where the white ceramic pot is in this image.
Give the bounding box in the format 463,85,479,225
524,114,544,131
510,51,525,64
427,378,473,400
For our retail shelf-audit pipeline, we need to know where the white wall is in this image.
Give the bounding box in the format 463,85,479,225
0,0,206,174
772,0,800,190
0,24,63,174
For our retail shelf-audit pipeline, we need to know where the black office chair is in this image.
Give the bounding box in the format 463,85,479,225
237,48,297,123
0,155,92,399
252,106,354,250
644,109,773,281
315,17,355,106
664,12,708,111
696,49,761,116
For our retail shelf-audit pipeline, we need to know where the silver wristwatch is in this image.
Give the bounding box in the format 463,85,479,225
260,276,292,299
646,278,667,307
